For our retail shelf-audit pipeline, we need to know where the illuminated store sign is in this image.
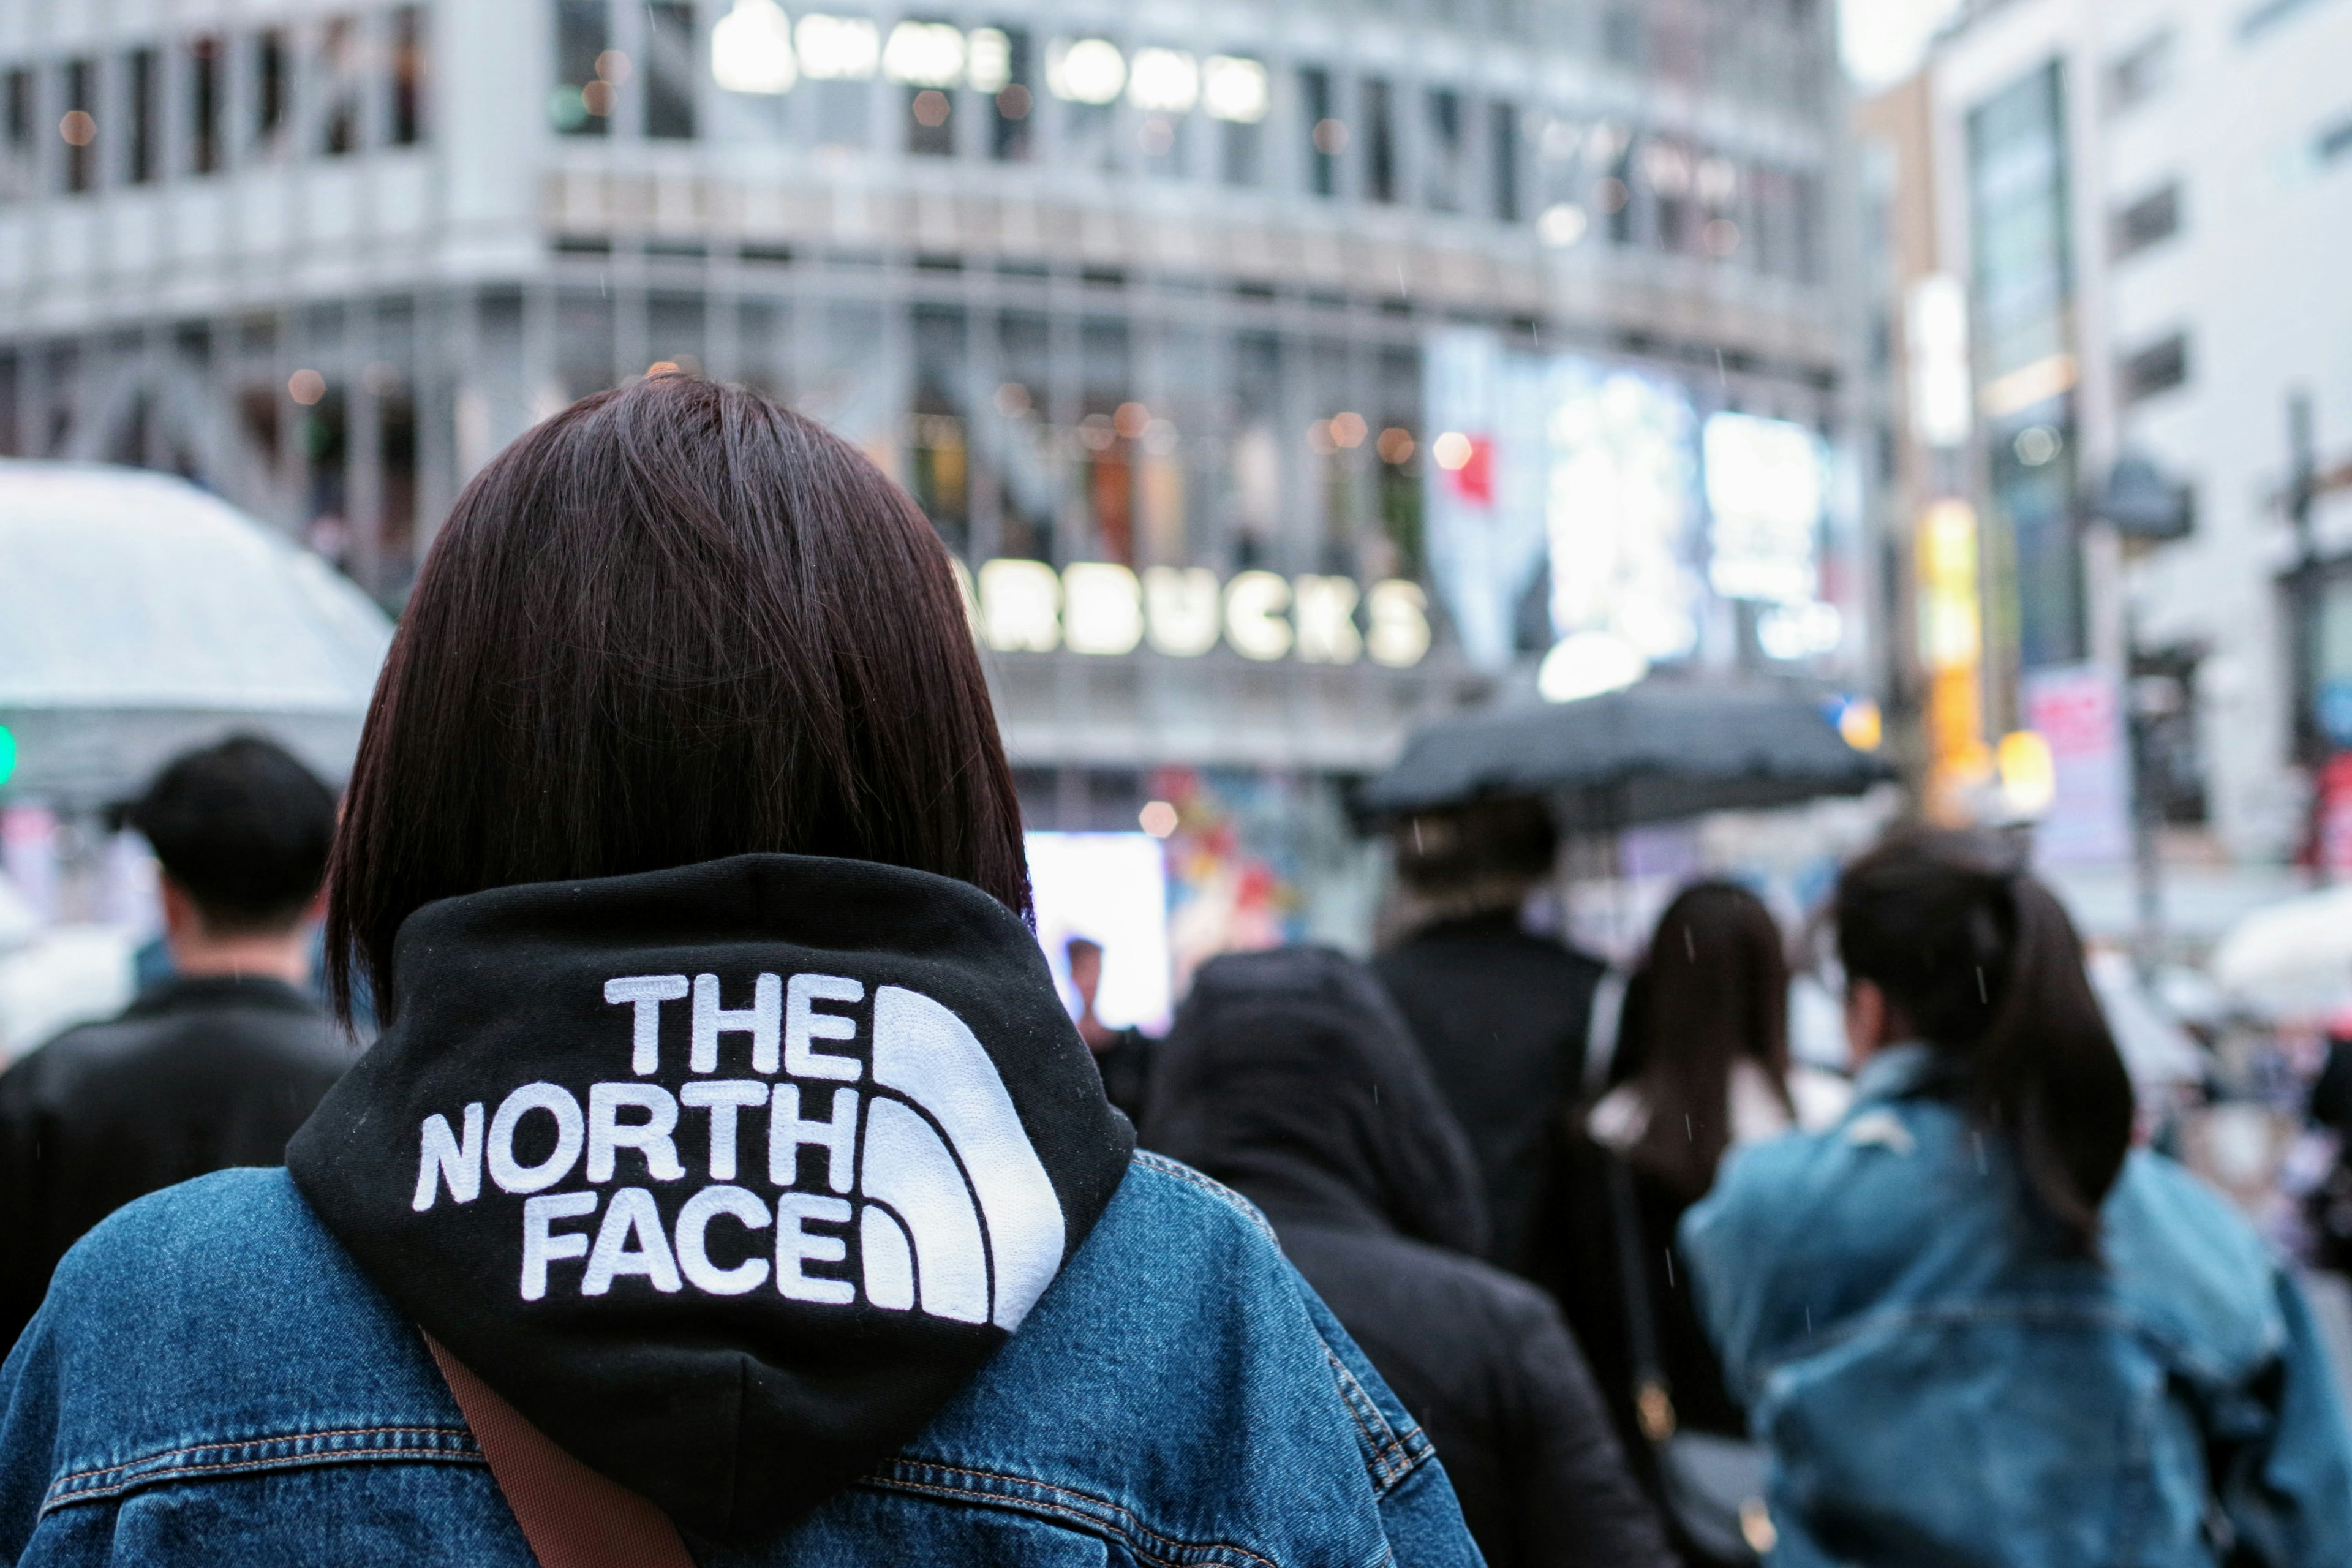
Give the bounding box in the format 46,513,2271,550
1547,360,1703,665
1425,333,1708,682
1917,500,1988,821
957,560,1431,668
1703,412,1825,606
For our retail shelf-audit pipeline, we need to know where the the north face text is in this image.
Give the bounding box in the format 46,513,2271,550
410,971,1066,1330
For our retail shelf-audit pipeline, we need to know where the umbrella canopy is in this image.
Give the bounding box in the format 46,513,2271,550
1358,679,1891,828
2210,883,2352,1017
0,461,393,805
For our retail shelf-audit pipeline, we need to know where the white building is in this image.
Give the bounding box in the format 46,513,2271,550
1908,0,2352,887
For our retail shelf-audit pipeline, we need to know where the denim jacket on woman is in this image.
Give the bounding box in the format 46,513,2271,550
0,854,1479,1567
1681,1044,2352,1568
0,1156,1475,1566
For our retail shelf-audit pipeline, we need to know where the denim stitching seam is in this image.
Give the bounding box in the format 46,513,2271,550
47,1422,476,1488
42,1425,480,1513
865,1457,1281,1568
1321,1346,1428,1493
1131,1152,1283,1247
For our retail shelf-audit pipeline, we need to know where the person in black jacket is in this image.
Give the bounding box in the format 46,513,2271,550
0,734,351,1345
1375,798,1607,1275
1145,944,1676,1568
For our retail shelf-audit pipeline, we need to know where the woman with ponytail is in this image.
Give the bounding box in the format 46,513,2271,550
1681,831,2352,1566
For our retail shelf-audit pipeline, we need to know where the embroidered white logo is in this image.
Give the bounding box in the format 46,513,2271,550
411,972,1065,1330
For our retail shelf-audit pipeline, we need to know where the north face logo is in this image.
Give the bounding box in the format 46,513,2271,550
410,971,1066,1331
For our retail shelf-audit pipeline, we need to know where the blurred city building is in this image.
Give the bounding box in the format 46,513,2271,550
0,0,1861,949
1860,0,2352,944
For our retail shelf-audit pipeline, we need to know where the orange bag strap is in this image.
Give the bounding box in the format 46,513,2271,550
426,1335,697,1568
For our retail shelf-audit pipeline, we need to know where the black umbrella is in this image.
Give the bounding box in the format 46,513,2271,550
1359,679,1893,830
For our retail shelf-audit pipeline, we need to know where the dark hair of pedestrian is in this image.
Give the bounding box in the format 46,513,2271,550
325,374,1029,1025
1834,829,2133,1254
1612,880,1792,1198
130,733,336,934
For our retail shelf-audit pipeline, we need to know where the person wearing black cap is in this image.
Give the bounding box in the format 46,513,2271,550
0,733,349,1346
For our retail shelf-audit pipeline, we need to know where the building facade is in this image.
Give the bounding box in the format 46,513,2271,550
0,0,1857,951
1870,0,2352,927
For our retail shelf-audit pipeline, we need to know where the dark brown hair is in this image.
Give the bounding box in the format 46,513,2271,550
326,375,1028,1022
1614,880,1793,1197
1834,830,2133,1253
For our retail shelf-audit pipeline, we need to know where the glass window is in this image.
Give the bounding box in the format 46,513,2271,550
1300,67,1336,197
2109,182,2179,258
2130,646,2206,825
2104,31,2170,115
1490,101,1519,222
552,0,612,136
1645,136,1694,251
2119,331,2188,402
392,7,427,145
646,2,697,139
1363,78,1396,203
127,49,158,183
910,306,971,552
1605,137,1634,245
320,19,364,155
1967,61,2071,380
988,27,1033,162
1081,317,1134,564
189,36,224,172
1220,118,1261,186
907,86,953,154
1423,89,1462,211
255,29,290,155
62,60,95,193
1,70,33,202
1989,401,2084,668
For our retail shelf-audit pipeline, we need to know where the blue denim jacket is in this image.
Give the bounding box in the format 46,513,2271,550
0,1154,1481,1566
1681,1044,2352,1568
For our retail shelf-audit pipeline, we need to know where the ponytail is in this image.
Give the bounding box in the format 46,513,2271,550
1834,832,2134,1253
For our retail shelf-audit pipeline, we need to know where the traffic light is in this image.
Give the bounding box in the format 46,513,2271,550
0,723,15,790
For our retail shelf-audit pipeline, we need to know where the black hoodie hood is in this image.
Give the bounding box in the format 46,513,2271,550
288,854,1131,1547
1142,946,1487,1253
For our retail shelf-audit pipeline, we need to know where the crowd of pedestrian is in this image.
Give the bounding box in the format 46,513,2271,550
0,372,2348,1565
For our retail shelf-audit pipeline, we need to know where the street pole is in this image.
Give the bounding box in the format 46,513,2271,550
2288,393,2324,883
2126,591,2163,978
2095,454,2193,976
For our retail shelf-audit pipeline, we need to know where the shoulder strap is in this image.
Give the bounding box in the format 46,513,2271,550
426,1335,698,1568
1601,1152,1679,1446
